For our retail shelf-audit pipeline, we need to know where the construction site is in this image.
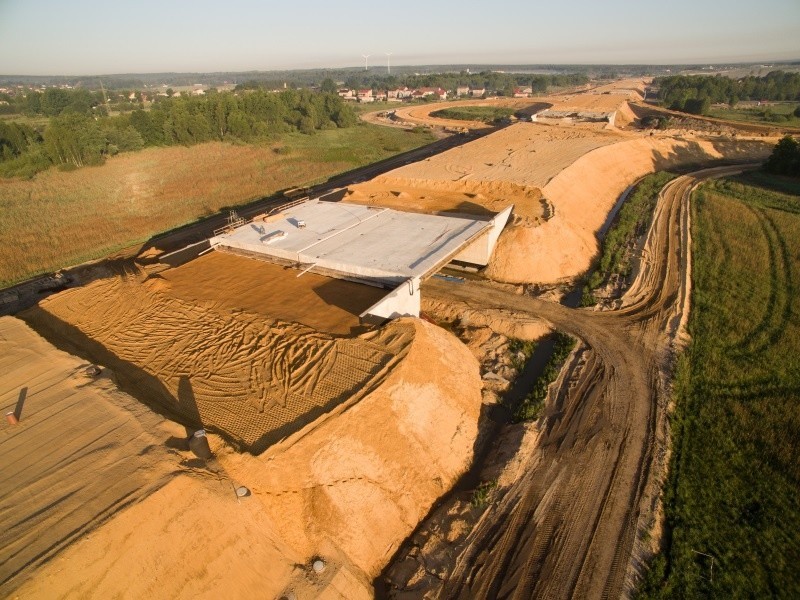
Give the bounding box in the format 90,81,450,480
0,78,780,599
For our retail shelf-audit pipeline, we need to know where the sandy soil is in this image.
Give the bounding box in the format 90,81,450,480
349,119,773,285
384,165,751,599
0,316,182,595
21,270,412,454
380,83,643,132
11,318,482,600
485,135,773,283
345,123,624,221
158,250,386,335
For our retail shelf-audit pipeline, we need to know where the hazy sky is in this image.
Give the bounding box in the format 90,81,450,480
1,0,798,75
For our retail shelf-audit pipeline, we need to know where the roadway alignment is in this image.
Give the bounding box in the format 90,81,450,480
422,164,752,600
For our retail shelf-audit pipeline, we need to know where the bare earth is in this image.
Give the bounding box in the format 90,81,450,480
347,122,773,285
9,317,482,599
384,165,751,598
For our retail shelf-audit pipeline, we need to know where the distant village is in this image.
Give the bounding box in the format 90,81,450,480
337,85,534,102
0,80,535,108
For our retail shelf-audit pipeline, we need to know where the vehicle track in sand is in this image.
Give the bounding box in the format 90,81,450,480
421,164,755,599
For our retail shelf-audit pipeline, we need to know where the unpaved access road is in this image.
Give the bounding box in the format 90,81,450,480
419,165,752,599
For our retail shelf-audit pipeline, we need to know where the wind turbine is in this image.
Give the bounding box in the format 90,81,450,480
362,54,370,71
385,52,393,75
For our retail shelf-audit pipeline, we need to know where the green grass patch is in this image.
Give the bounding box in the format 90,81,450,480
508,338,537,371
511,333,575,423
708,103,800,127
583,172,677,305
276,124,435,172
637,174,800,599
430,106,514,123
471,480,498,509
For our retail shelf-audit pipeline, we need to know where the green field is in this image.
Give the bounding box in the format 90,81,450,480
708,103,800,127
0,123,436,287
430,106,514,123
638,174,800,598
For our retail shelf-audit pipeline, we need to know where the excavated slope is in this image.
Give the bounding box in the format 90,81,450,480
485,135,774,283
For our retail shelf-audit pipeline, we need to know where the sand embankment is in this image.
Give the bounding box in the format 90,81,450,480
12,317,481,599
0,316,181,595
346,123,623,221
485,135,774,283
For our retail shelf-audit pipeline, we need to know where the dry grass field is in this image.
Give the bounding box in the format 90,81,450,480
0,125,435,287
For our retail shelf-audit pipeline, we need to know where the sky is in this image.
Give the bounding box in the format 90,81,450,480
0,0,798,75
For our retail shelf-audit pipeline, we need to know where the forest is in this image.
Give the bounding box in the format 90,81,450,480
655,71,800,115
0,89,358,178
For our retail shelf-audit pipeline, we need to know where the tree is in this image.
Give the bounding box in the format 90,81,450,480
41,88,72,116
320,78,337,94
43,113,105,167
794,106,800,118
764,135,800,177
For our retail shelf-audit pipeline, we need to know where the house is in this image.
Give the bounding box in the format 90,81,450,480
374,90,388,101
470,87,486,98
387,87,413,100
337,88,356,100
456,85,470,97
418,87,448,100
357,89,374,103
513,86,533,98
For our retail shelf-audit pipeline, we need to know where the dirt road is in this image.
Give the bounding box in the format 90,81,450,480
416,165,752,599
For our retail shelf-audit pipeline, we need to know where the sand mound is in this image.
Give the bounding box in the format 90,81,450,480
486,135,774,283
13,319,482,600
22,272,413,454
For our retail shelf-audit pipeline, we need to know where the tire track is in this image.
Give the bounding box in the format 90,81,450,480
405,164,757,599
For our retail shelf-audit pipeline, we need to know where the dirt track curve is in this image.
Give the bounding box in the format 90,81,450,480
421,164,753,599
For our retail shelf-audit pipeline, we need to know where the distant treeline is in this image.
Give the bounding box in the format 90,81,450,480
0,64,681,90
0,90,358,178
655,71,800,115
301,71,590,95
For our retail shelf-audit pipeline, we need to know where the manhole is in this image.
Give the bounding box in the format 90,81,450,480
312,559,325,573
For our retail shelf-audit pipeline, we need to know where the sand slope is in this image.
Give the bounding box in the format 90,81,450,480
485,135,774,283
11,319,482,599
346,123,622,221
0,316,179,595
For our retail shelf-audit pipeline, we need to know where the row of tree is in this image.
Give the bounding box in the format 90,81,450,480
0,90,358,178
308,70,589,96
655,71,800,114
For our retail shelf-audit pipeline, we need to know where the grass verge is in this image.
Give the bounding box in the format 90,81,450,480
511,333,575,423
583,171,677,305
636,174,800,598
708,103,800,127
430,106,514,123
